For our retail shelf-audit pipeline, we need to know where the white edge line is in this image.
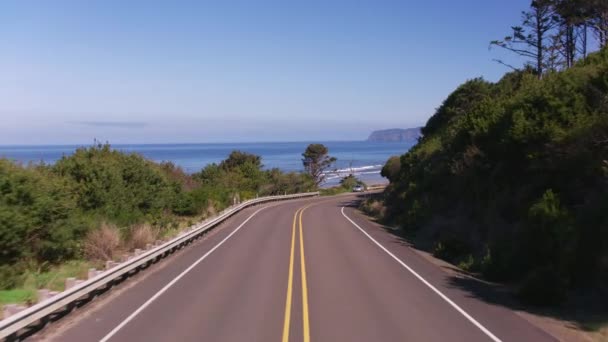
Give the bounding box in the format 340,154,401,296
99,206,269,342
340,207,502,342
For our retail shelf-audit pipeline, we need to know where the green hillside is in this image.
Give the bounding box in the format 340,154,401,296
381,49,608,304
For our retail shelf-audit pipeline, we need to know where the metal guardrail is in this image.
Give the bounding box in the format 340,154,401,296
0,192,319,340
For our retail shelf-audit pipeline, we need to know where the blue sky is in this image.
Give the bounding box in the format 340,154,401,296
0,0,529,144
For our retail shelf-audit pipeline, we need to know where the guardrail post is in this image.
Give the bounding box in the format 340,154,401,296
37,289,51,303
65,277,77,290
87,268,97,280
3,304,17,320
2,304,17,319
3,304,27,319
105,260,117,270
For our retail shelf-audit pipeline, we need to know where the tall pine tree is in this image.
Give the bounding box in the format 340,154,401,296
491,0,555,78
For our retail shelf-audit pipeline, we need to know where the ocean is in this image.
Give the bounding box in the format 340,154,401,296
0,141,415,186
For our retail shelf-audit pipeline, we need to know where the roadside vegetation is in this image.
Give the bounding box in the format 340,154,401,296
378,38,608,307
320,174,366,196
0,143,317,305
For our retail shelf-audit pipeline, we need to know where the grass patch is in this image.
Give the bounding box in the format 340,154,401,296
0,260,97,308
0,289,36,306
22,261,95,292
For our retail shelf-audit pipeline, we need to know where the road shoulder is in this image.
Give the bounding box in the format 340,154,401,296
348,206,598,342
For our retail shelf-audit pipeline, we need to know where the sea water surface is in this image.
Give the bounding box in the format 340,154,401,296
0,141,415,186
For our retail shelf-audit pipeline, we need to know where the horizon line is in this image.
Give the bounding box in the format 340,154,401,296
0,138,410,148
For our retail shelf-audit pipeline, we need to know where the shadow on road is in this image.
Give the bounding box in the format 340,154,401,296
338,194,608,336
445,274,608,333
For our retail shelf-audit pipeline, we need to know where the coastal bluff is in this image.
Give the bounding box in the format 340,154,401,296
366,128,422,142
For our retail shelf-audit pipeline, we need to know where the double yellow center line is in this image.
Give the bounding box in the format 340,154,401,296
282,205,311,342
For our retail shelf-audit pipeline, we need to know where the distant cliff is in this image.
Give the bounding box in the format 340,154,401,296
367,128,422,142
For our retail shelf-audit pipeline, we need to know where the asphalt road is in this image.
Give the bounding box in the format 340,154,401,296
34,194,557,342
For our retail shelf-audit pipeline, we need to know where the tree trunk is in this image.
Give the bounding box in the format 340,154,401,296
537,10,544,78
582,24,588,59
564,24,576,68
602,17,608,48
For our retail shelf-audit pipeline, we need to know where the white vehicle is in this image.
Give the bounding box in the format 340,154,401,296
352,185,365,192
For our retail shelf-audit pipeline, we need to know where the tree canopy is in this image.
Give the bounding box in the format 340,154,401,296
492,0,608,77
382,48,608,304
302,144,337,186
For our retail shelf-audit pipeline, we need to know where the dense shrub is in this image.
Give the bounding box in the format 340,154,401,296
53,144,180,225
0,144,315,290
172,192,199,216
0,159,80,266
382,48,608,304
